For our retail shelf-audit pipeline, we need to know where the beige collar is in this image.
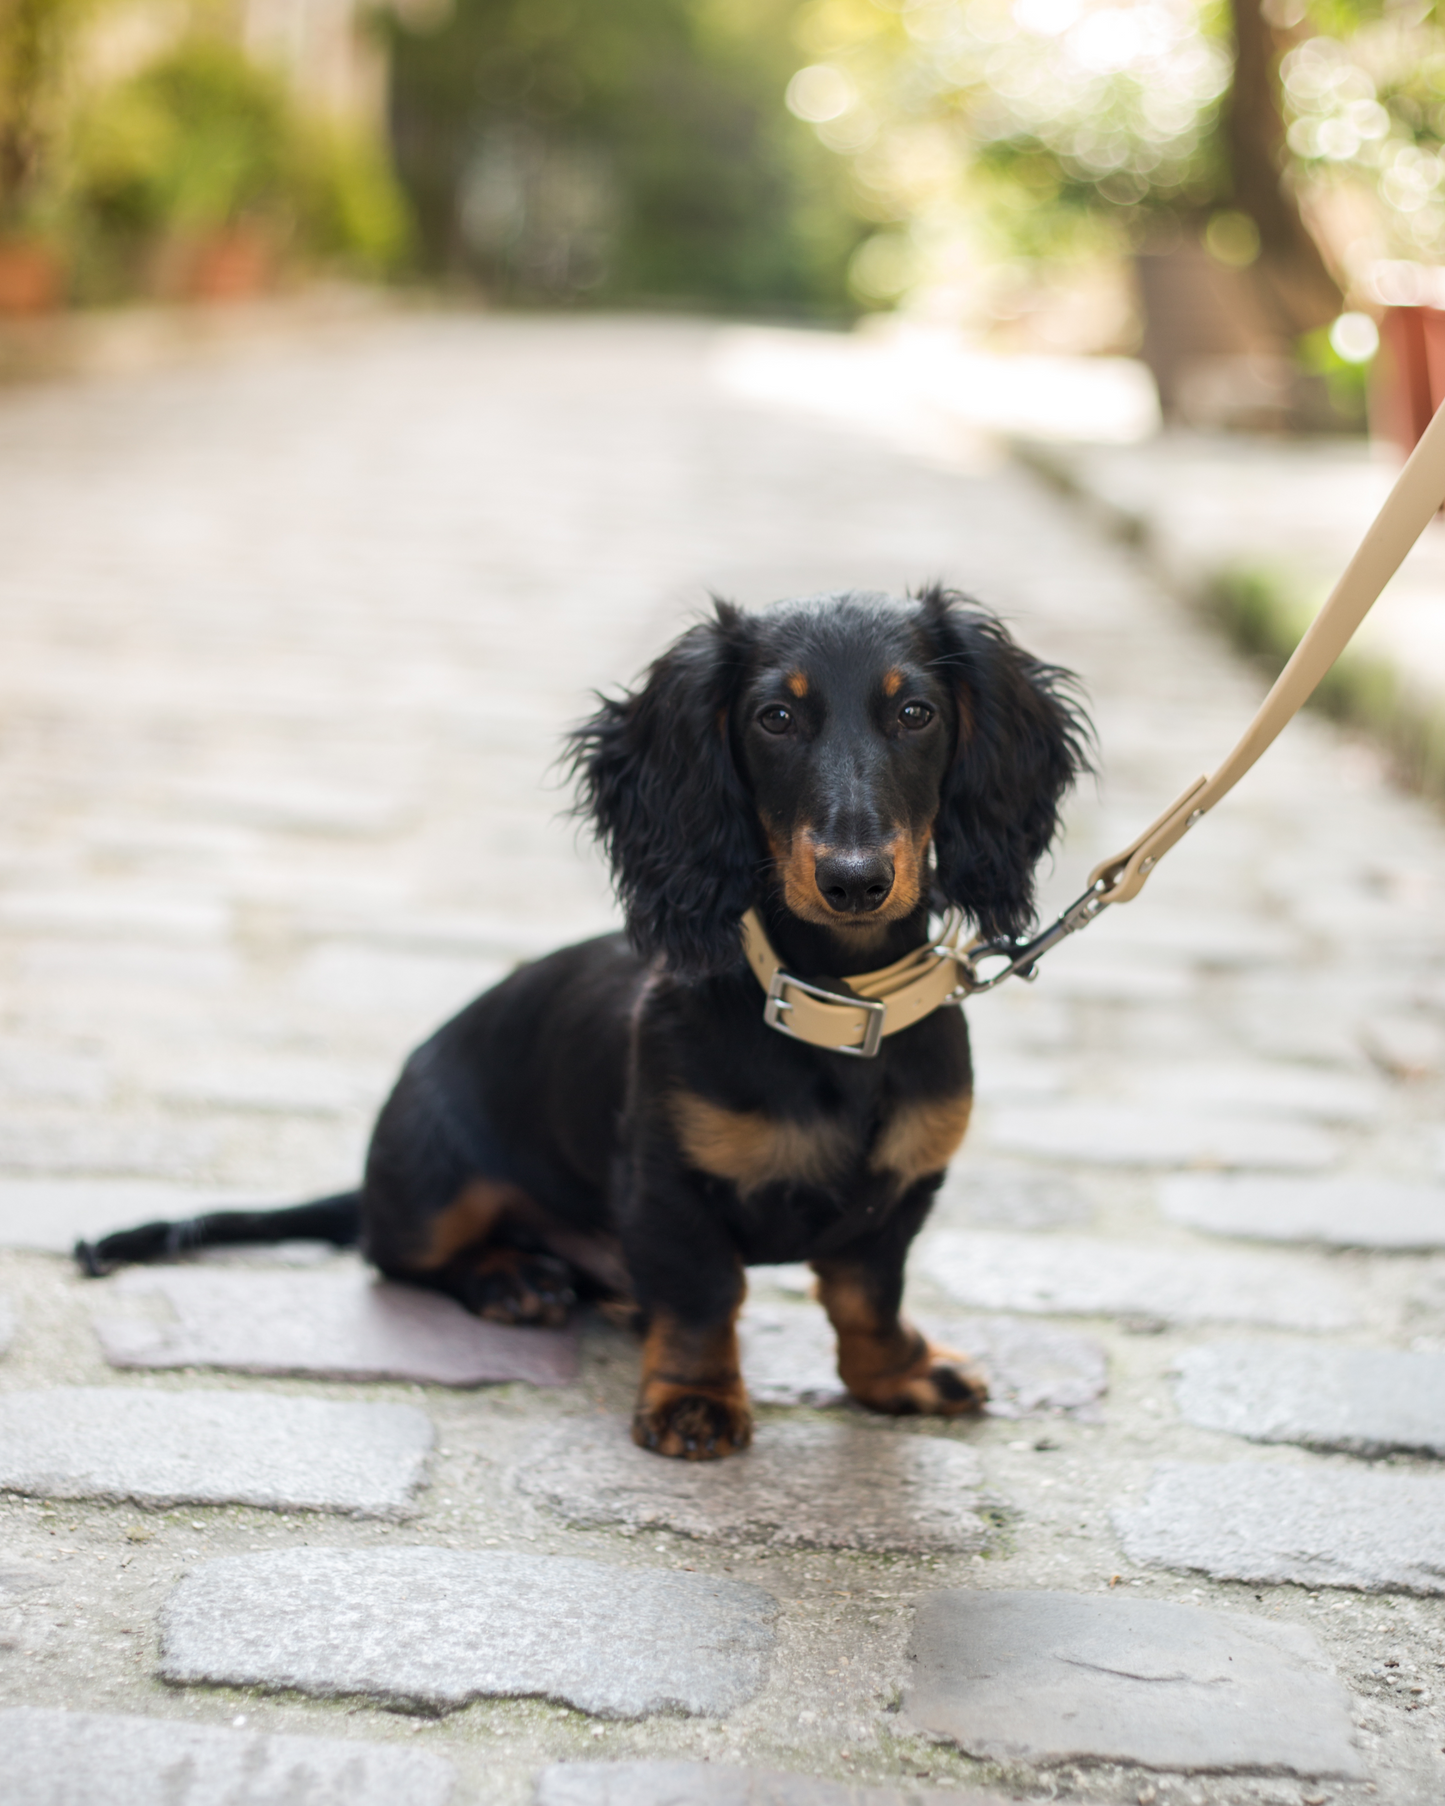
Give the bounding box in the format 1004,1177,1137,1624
740,908,967,1058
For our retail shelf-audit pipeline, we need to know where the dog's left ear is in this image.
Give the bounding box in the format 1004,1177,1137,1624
567,600,762,977
918,586,1092,941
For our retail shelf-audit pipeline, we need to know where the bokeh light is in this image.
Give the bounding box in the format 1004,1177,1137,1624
1329,310,1380,363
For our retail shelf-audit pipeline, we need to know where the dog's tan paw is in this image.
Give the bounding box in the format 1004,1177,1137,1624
887,1346,990,1416
843,1336,989,1418
631,1384,753,1460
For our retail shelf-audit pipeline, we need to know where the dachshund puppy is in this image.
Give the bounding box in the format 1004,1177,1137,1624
79,587,1088,1460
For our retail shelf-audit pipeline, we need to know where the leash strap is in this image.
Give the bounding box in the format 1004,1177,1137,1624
956,395,1445,994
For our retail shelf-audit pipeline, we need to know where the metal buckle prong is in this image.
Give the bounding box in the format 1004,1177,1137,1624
763,968,888,1058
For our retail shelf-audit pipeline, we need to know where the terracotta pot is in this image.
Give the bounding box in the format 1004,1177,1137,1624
188,225,274,302
1375,306,1445,458
0,239,64,315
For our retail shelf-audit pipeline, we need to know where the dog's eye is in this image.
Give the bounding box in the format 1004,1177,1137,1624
758,705,793,735
898,701,934,730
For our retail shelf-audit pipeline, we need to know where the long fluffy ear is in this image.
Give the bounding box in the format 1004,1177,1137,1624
566,601,762,976
918,585,1092,941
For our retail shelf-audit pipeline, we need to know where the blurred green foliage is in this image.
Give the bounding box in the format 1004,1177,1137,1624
791,0,1445,320
1279,0,1445,266
1297,318,1370,415
792,0,1237,286
58,39,409,297
386,0,867,312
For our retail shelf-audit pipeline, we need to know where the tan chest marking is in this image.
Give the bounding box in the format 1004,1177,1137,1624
871,1091,973,1187
670,1092,853,1193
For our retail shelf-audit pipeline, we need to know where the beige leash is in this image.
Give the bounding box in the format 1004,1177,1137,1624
746,399,1445,1055
960,394,1445,994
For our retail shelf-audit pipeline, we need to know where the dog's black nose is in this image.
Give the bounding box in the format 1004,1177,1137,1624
815,850,894,914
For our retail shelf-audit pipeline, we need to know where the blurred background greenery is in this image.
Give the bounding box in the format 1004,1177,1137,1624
4,0,1445,426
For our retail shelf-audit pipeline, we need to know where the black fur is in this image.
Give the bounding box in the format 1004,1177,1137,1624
917,584,1091,940
566,600,766,977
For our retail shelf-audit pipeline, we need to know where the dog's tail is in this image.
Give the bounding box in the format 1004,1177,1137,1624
74,1190,364,1277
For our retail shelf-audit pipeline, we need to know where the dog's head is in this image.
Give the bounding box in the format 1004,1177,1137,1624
569,587,1091,976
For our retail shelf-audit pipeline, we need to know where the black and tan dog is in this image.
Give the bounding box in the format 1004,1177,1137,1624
79,587,1089,1459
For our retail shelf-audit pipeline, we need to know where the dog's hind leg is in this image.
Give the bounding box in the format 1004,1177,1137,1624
376,1175,577,1328
355,1044,579,1326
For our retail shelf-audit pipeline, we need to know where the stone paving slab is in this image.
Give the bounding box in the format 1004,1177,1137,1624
0,1387,432,1515
0,1177,274,1253
944,1315,1107,1419
738,1302,1105,1419
920,1230,1363,1329
738,1302,847,1406
901,1588,1365,1777
514,1417,989,1553
1161,1173,1445,1249
980,1103,1338,1169
91,1265,579,1385
1175,1340,1445,1456
3,1706,455,1806
1132,1061,1387,1125
1114,1461,1445,1593
0,1556,49,1601
148,1053,381,1116
932,1163,1094,1231
159,1548,778,1716
535,1762,1006,1806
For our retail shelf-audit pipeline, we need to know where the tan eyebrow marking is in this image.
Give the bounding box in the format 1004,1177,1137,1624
785,670,808,698
882,668,904,697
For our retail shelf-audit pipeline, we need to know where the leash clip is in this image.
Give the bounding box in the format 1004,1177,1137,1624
953,880,1112,995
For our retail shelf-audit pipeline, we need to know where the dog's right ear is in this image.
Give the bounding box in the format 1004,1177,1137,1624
567,601,762,977
917,586,1092,940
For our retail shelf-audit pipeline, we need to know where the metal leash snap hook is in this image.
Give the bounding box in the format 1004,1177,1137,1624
953,935,1035,994
954,878,1113,995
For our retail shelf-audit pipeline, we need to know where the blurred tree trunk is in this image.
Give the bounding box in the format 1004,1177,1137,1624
0,0,47,220
1226,0,1342,337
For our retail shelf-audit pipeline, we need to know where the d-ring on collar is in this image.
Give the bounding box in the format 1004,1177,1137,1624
740,908,969,1058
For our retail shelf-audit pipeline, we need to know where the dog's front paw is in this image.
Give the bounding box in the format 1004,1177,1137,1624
895,1346,990,1416
843,1335,989,1418
632,1384,753,1460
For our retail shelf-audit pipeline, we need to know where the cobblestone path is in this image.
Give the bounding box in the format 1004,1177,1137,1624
2,314,1445,1806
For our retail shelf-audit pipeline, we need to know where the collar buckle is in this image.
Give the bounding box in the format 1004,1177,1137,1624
763,968,888,1058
